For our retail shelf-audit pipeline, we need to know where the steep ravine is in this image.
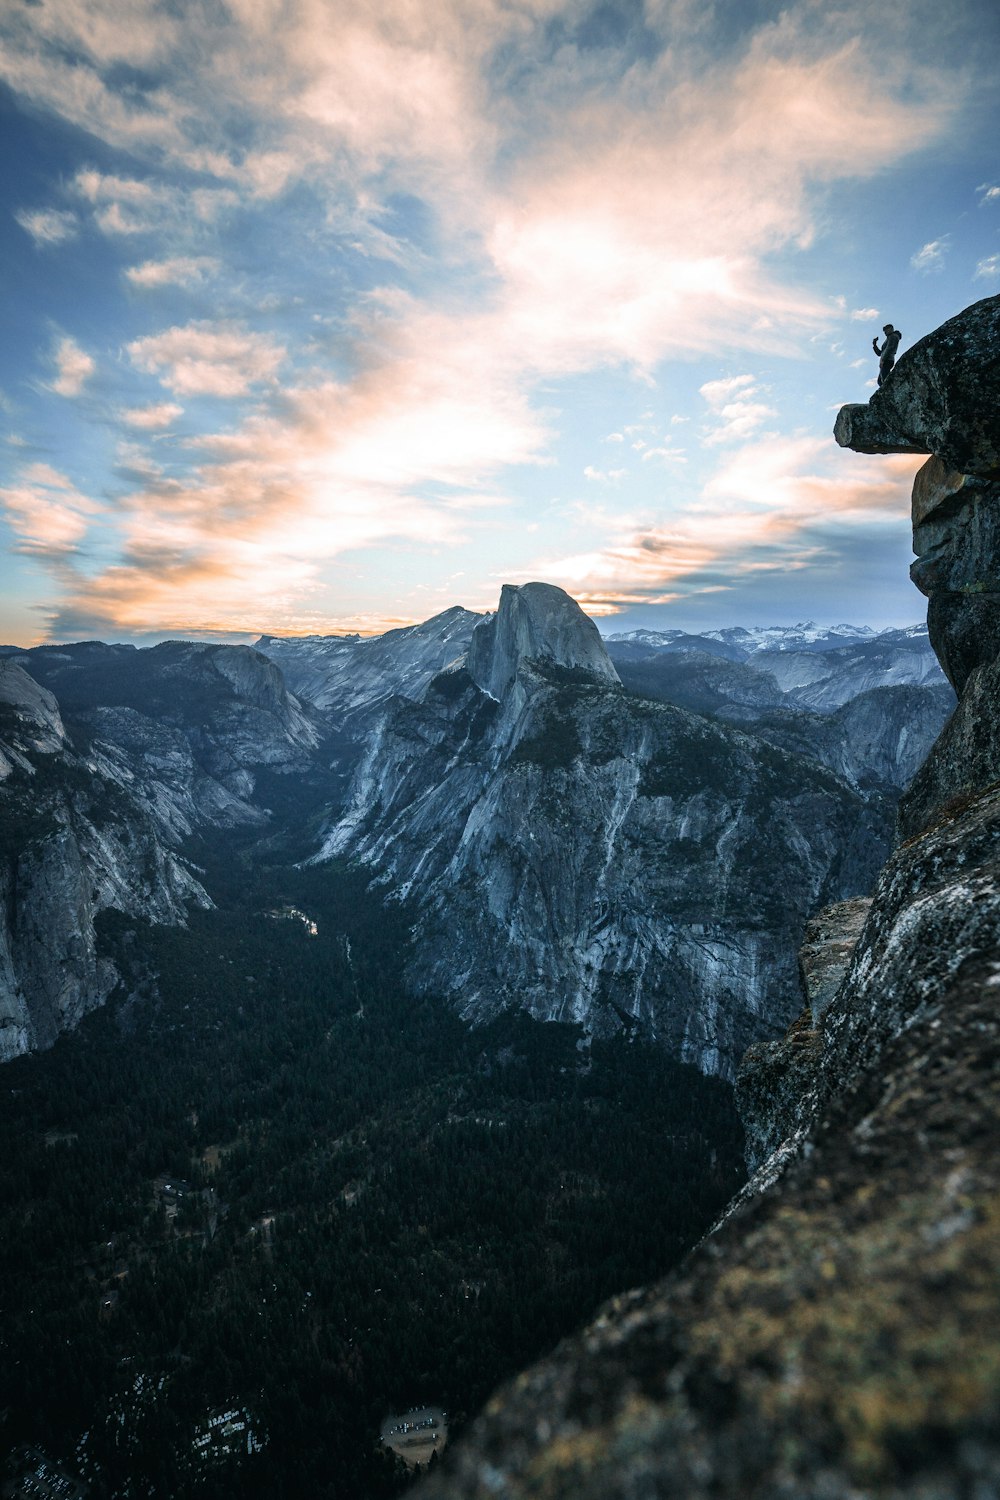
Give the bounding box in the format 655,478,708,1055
419,294,1000,1499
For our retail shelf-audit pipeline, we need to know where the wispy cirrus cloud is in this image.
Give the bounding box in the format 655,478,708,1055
125,257,220,288
15,207,78,245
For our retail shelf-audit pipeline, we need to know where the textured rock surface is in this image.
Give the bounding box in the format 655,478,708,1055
834,292,1000,475
256,606,481,721
0,665,208,1061
735,895,871,1171
422,948,1000,1500
898,655,1000,840
325,585,887,1078
909,467,1000,693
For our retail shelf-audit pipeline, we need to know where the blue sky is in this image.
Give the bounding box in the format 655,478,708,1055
1,0,998,645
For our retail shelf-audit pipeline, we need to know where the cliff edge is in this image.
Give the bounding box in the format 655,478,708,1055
419,295,1000,1499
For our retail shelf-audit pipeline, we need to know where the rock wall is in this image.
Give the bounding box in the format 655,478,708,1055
418,294,1000,1499
323,584,886,1078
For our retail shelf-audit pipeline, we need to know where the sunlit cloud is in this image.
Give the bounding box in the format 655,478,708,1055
977,183,1000,205
700,373,776,444
518,438,922,614
120,402,184,429
851,306,879,320
975,254,1000,279
127,322,286,397
0,464,103,557
14,207,78,245
48,335,95,398
0,0,981,641
125,257,220,288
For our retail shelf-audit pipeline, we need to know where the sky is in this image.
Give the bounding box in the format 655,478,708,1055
1,0,999,646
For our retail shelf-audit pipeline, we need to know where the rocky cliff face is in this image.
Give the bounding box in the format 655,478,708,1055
255,606,481,723
0,660,207,1061
419,295,1000,1499
606,627,952,789
323,584,888,1078
0,641,324,1061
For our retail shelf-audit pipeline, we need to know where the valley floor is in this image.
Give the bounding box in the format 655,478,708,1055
0,834,745,1499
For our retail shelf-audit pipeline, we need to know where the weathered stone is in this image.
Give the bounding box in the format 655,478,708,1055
735,896,871,1171
422,936,1000,1500
834,292,1000,476
897,652,1000,840
797,894,872,1024
833,401,927,457
911,454,968,527
909,472,1000,692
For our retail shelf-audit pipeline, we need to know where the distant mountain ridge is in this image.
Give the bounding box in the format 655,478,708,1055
1,603,953,1070
603,621,925,656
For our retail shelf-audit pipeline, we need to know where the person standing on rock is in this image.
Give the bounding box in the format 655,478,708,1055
873,323,902,385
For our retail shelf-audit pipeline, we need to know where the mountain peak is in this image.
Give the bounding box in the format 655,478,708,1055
467,583,620,700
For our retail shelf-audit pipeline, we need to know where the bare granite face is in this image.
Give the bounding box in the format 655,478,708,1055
418,294,1000,1500
323,583,886,1078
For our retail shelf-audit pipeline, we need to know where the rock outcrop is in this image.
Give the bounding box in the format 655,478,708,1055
834,292,1000,475
0,661,207,1061
418,296,1000,1498
323,584,888,1078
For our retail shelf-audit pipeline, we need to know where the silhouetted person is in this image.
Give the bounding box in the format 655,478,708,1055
873,324,902,386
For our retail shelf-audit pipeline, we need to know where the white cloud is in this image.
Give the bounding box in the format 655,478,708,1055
975,254,1000,280
127,322,286,396
850,306,879,320
910,237,949,273
520,438,922,614
72,169,236,235
49,336,95,398
977,184,1000,205
699,373,776,444
14,208,78,245
583,465,627,483
120,402,184,429
699,375,757,408
642,446,686,464
126,257,220,288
